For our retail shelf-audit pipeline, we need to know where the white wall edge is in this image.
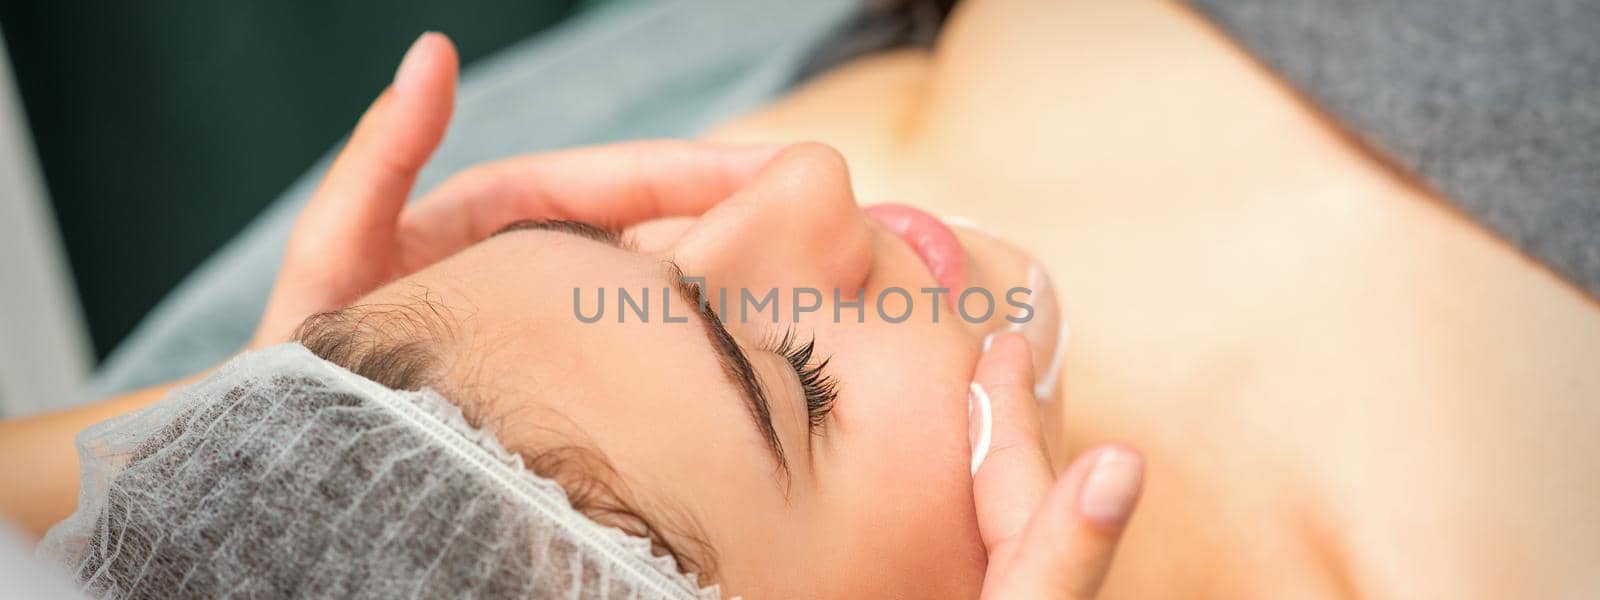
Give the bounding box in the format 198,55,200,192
0,30,94,417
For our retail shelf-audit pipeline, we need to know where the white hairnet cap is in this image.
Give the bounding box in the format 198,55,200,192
37,343,718,599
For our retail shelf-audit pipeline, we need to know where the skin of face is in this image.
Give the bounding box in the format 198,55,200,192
350,145,1041,597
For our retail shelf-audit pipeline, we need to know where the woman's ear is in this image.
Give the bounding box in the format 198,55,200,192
254,32,458,347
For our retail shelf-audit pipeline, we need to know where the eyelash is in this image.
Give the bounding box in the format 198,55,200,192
763,328,839,433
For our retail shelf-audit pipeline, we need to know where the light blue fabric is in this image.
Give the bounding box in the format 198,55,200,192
84,0,856,400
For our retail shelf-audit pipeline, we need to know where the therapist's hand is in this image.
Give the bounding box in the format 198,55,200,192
253,32,779,347
972,333,1144,599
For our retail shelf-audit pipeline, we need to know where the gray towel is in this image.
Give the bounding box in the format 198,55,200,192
1192,0,1600,295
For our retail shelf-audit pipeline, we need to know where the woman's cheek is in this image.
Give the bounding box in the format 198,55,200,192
821,455,985,597
848,384,976,510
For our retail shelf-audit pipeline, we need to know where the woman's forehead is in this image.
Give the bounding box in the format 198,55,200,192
382,226,749,432
390,227,784,523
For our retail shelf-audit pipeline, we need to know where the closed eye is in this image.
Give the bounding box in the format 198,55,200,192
762,327,839,434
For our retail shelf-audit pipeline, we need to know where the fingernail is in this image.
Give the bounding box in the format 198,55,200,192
967,382,992,476
393,32,436,93
1079,447,1143,526
981,333,996,353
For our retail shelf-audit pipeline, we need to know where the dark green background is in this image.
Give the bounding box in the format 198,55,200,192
0,1,580,359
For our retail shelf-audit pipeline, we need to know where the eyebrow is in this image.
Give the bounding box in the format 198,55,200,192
664,262,790,482
491,220,792,484
493,218,632,248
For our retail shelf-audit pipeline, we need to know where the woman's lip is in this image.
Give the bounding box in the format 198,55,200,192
863,203,969,294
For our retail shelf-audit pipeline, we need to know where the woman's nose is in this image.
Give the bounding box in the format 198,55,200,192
672,143,874,292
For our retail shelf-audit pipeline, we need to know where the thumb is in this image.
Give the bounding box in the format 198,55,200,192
974,333,1144,599
983,444,1143,599
256,32,457,346
306,30,458,242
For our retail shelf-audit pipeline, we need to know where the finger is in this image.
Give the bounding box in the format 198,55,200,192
985,444,1144,599
971,332,1052,557
291,31,457,278
394,140,782,269
255,33,456,346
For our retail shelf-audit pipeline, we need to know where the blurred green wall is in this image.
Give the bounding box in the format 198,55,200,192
0,1,577,359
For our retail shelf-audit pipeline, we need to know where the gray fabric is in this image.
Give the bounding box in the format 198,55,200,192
1191,0,1600,294
82,0,856,400
43,344,714,599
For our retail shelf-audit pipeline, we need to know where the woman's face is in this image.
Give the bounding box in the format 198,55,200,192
357,144,1058,597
